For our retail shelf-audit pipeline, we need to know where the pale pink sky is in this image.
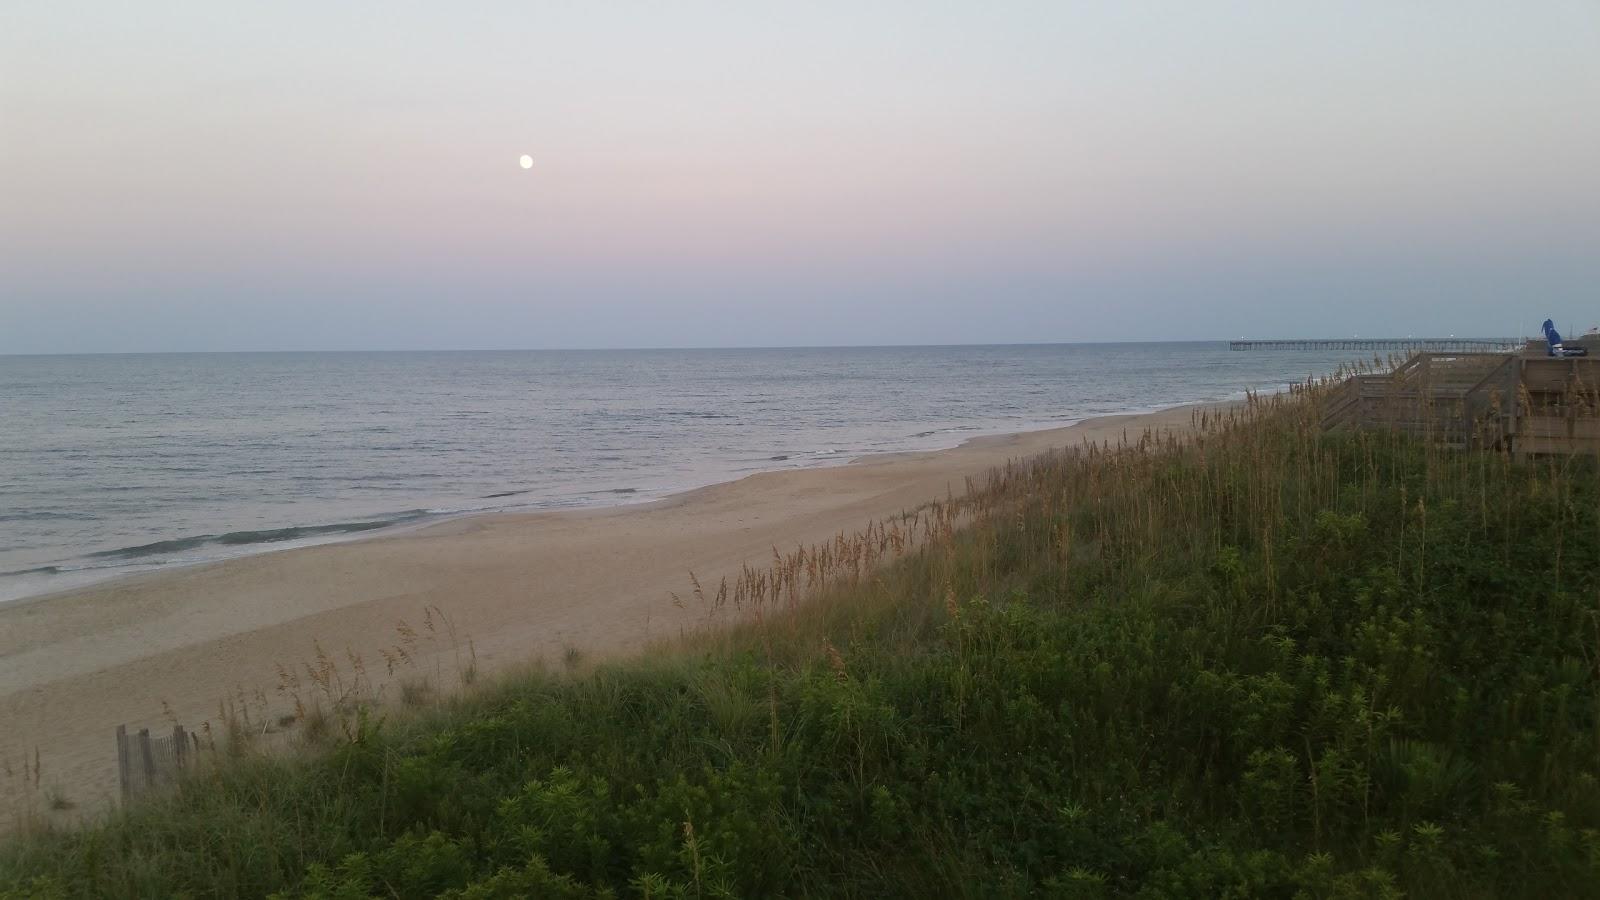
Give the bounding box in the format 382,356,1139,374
3,2,1598,351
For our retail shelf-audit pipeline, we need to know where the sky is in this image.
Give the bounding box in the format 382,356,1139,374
2,1,1598,353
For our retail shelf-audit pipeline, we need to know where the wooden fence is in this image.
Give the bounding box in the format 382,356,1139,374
116,724,198,800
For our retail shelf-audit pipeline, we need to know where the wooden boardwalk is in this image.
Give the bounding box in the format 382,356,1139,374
1232,338,1518,352
1321,351,1600,457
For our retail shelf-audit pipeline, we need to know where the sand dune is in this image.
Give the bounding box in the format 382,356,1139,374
0,403,1210,826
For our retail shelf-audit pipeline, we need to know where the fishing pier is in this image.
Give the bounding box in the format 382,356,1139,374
1232,338,1519,352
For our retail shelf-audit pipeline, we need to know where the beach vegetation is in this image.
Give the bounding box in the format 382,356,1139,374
4,378,1599,897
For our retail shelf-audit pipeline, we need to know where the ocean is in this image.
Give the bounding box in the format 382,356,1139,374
0,343,1365,602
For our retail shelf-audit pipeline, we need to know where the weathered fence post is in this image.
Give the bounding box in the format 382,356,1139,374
137,728,156,789
116,724,130,802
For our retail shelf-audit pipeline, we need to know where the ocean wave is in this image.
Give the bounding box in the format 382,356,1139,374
86,511,433,561
0,511,98,523
0,565,63,577
291,473,443,483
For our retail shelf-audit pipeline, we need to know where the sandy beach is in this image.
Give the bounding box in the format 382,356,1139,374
0,403,1208,825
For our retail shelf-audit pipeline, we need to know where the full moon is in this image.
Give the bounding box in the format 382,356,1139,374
519,154,533,169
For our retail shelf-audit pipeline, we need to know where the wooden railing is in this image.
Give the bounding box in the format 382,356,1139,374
1320,352,1600,457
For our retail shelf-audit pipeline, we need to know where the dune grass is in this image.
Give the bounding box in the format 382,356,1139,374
4,387,1600,898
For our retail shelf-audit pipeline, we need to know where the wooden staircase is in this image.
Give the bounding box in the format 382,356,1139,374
1321,352,1600,457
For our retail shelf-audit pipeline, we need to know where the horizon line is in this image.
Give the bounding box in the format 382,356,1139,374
0,336,1525,358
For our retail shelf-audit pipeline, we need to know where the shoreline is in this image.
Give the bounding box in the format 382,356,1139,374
0,389,1268,609
0,400,1229,826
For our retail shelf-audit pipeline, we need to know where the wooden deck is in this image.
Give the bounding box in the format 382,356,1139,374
1321,351,1600,458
